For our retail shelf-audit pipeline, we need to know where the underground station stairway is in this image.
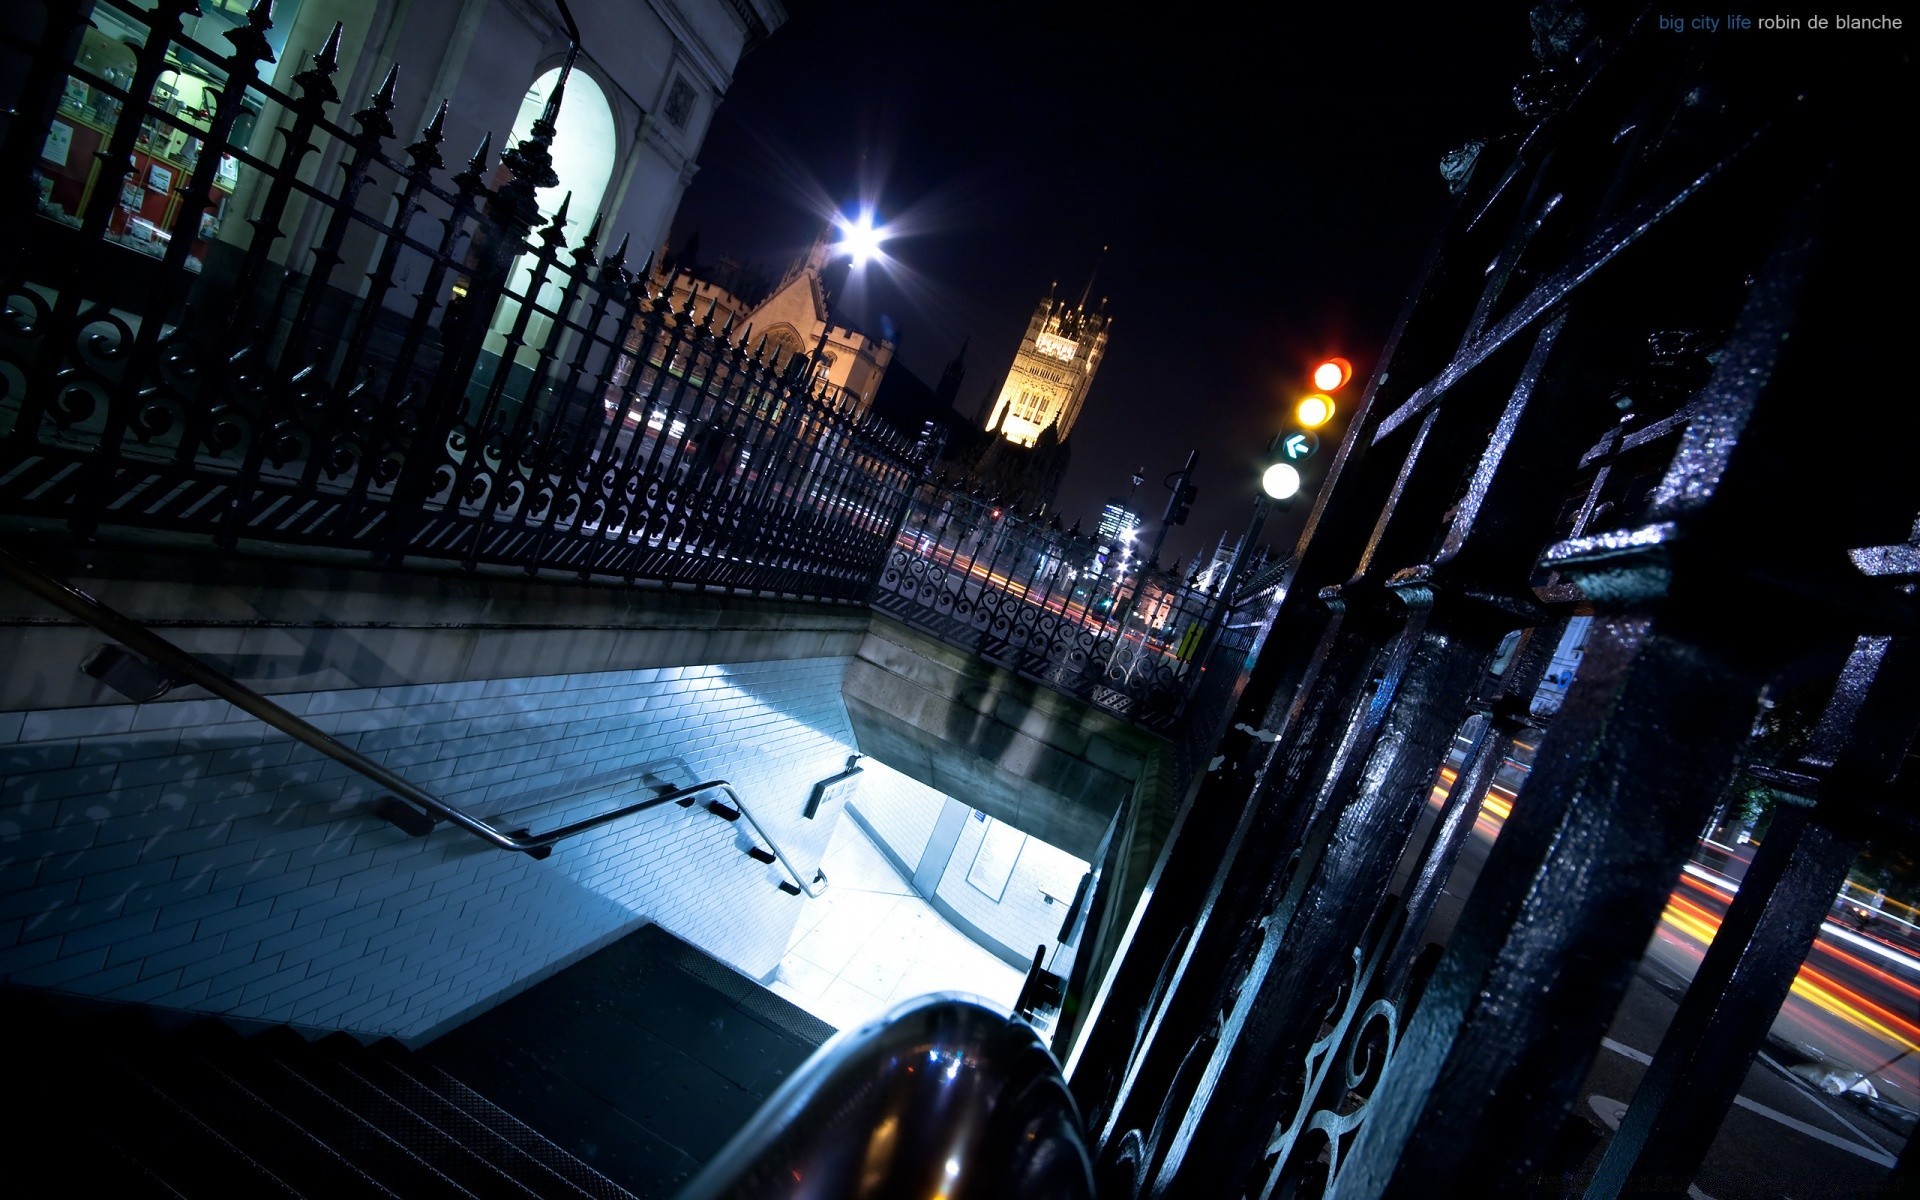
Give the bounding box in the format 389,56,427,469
11,986,641,1200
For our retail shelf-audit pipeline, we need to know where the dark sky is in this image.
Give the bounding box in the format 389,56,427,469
669,2,1530,565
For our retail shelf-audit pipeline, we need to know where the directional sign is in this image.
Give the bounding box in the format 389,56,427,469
1281,431,1319,461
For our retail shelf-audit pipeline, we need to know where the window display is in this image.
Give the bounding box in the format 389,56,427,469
32,2,292,270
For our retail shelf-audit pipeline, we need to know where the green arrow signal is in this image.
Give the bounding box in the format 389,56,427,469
1282,431,1319,461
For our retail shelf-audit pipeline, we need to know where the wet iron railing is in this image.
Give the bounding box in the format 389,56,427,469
1061,12,1917,1200
874,482,1230,732
0,1,1253,735
0,543,826,893
1,0,923,602
678,994,1095,1200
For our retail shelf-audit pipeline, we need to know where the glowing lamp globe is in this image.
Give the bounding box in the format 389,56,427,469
1262,462,1303,501
834,211,887,268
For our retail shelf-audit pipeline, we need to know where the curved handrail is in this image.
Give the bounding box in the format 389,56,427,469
675,994,1095,1200
0,544,825,891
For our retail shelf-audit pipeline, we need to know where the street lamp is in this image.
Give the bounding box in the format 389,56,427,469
832,208,889,269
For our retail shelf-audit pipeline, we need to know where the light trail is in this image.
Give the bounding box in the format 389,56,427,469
1424,749,1920,1094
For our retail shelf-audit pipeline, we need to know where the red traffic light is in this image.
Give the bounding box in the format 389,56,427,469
1311,357,1352,391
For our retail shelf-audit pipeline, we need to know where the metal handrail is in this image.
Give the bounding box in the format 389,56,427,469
675,994,1095,1200
0,544,826,893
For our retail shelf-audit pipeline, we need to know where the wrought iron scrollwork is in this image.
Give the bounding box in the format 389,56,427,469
875,483,1225,729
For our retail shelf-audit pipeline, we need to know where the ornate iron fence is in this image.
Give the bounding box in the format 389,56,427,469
0,0,921,600
872,481,1229,732
1066,10,1917,1199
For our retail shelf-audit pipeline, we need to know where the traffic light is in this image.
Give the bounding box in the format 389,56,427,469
1263,356,1352,506
1167,480,1198,525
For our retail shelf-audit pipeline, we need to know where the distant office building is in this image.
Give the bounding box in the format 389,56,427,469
1097,503,1140,550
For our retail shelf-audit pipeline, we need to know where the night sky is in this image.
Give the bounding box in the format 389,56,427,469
669,2,1531,565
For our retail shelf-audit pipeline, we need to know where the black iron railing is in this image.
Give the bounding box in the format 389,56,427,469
1,0,921,602
874,482,1229,732
0,2,1257,736
1064,12,1918,1200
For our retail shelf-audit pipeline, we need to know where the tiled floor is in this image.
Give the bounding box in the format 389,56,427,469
769,814,1025,1031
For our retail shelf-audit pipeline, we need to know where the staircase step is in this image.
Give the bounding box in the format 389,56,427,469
95,1051,305,1199
338,1039,610,1200
4,986,649,1199
204,1027,478,1200
97,1136,194,1199
300,1032,544,1200
128,1031,396,1200
372,1040,640,1200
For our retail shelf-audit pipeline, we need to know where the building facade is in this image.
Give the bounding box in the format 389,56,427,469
646,233,895,416
982,284,1110,448
22,0,784,287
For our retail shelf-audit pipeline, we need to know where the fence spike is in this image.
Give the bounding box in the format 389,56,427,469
291,23,342,105
315,21,343,75
228,0,279,64
353,63,400,141
407,101,448,171
545,191,574,240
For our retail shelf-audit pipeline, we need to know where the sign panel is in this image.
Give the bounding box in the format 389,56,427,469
966,816,1028,902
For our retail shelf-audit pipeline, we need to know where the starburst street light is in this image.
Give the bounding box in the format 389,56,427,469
833,209,889,268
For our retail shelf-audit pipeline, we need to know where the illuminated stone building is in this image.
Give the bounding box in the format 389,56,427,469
647,232,895,414
981,282,1111,448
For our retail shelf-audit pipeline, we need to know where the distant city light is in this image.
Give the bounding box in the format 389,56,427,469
834,209,888,267
1262,462,1303,500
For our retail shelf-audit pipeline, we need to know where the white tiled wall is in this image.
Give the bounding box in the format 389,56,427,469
934,810,1089,967
0,658,860,1040
844,758,947,877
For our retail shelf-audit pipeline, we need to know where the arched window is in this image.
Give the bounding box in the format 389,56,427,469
764,325,805,371
486,67,618,366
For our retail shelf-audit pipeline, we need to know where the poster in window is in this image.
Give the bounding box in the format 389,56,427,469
146,162,172,193
965,816,1028,902
41,122,73,167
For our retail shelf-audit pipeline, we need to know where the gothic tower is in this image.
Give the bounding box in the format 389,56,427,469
982,265,1111,448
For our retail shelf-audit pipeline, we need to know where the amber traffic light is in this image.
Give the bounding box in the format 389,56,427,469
1264,355,1353,507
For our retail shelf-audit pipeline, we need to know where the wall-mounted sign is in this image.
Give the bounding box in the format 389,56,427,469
146,163,172,193
966,816,1028,902
803,757,864,819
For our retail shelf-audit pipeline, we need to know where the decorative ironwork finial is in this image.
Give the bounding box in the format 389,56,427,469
407,101,449,172
352,63,400,143
452,132,493,194
226,0,279,65
293,22,342,106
